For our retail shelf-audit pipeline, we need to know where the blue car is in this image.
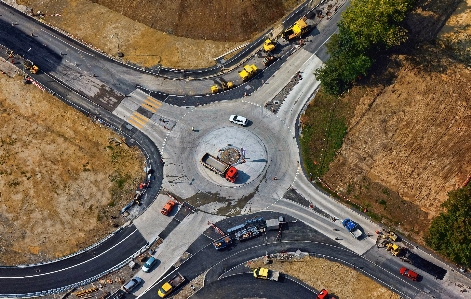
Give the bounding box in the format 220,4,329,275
142,256,157,272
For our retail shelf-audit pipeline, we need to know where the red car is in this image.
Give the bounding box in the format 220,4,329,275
161,200,175,216
400,267,419,281
316,289,329,299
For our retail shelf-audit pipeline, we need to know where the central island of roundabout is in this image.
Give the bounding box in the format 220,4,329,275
196,126,268,187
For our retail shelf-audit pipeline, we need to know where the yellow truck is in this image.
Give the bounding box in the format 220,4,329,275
253,267,280,281
238,64,258,81
283,17,309,40
158,273,185,298
263,39,276,52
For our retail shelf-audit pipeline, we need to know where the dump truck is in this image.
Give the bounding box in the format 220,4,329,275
253,267,280,281
160,200,175,216
201,153,238,183
213,236,232,250
342,218,362,239
263,39,276,52
158,273,185,298
211,81,234,93
283,17,309,40
239,64,258,81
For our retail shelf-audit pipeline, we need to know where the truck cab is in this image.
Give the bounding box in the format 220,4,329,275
161,200,175,216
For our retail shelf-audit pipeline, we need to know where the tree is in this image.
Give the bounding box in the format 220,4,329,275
315,0,414,95
426,185,471,266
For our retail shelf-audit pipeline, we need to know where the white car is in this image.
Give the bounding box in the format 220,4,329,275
229,115,248,126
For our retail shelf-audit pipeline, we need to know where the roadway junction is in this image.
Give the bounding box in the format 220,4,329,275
0,0,469,298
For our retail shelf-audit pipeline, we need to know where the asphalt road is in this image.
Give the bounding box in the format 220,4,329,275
137,212,436,299
0,225,147,295
0,1,468,298
191,273,318,299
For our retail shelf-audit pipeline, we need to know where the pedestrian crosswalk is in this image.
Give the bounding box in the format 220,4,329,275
127,111,149,129
141,96,162,113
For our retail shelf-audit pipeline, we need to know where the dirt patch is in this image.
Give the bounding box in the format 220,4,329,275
17,0,304,69
323,47,471,239
89,0,303,42
0,74,145,265
248,256,400,299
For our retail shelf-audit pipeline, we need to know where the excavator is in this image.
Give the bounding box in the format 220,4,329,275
23,60,39,74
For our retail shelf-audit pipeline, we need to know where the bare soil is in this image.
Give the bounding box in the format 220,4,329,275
320,0,471,241
17,0,303,69
0,74,145,265
248,256,400,299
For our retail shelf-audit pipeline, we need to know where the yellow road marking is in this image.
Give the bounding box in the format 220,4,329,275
128,111,149,129
141,96,162,112
127,118,143,129
142,103,157,113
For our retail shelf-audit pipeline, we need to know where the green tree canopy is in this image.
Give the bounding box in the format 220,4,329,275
426,185,471,266
315,0,414,95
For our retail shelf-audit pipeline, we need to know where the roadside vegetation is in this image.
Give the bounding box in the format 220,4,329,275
299,90,350,178
314,0,415,95
426,185,471,267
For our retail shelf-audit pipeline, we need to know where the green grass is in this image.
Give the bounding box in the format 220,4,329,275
300,88,349,178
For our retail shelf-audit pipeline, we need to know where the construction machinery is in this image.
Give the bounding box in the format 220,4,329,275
158,273,185,298
213,236,232,250
238,64,258,81
253,267,280,281
23,60,39,74
282,17,309,41
263,39,276,52
386,242,402,256
211,81,234,93
201,153,238,183
263,55,276,66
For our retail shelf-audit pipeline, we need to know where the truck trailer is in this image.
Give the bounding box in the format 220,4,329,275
201,153,238,183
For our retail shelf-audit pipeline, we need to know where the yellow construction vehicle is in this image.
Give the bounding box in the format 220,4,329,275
263,39,276,52
283,17,309,41
238,64,258,81
211,81,234,93
386,242,402,256
24,61,39,74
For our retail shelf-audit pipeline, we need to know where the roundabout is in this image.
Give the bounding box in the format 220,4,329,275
196,126,268,186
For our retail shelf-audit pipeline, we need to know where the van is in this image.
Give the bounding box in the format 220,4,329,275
122,276,142,293
142,256,157,272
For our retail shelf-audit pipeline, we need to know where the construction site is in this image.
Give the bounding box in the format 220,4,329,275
0,0,470,297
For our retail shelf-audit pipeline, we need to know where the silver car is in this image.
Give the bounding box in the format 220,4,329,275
229,115,248,126
122,276,142,293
